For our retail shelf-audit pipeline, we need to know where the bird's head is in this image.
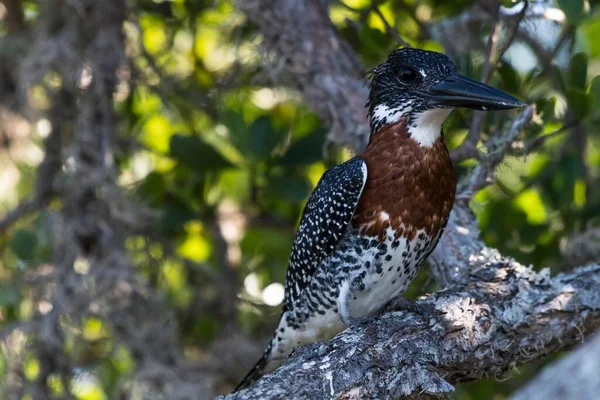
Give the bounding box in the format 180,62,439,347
367,48,525,146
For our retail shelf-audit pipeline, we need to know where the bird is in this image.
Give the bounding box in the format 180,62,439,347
235,48,524,391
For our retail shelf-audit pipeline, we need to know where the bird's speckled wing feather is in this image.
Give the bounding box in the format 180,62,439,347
283,157,367,311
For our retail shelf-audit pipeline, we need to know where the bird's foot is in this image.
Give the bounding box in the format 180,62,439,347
382,297,436,319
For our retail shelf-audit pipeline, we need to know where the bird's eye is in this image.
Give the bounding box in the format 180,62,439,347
398,67,417,83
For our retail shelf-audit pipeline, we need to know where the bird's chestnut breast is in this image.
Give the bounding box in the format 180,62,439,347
353,120,457,241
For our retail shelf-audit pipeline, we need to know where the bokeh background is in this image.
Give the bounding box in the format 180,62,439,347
1,0,600,398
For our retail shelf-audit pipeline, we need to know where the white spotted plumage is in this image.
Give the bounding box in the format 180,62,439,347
337,226,435,323
370,104,452,148
370,103,410,133
264,223,437,374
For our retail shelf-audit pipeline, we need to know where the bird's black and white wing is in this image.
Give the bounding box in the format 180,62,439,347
282,157,367,311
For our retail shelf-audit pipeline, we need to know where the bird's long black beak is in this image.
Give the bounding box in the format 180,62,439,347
423,72,525,110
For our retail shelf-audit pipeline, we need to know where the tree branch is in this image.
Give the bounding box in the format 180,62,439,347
224,260,600,399
523,120,576,154
430,1,564,58
509,332,600,400
450,4,500,163
450,1,529,163
460,105,535,196
0,197,44,232
370,0,411,48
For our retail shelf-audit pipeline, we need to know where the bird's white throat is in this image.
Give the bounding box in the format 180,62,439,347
371,105,452,147
408,108,452,147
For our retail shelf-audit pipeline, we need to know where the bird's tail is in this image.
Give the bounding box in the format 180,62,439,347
234,340,273,392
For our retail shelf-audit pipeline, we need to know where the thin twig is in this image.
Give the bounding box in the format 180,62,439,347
370,0,411,47
133,22,220,120
481,6,501,84
451,1,529,164
524,120,578,154
517,24,573,87
394,0,431,40
0,197,44,232
450,139,480,162
451,4,501,162
462,105,535,196
496,1,529,63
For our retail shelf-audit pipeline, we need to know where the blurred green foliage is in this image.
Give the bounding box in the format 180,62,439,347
1,0,600,398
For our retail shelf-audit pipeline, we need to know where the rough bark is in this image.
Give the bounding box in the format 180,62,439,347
509,332,600,400
224,259,600,399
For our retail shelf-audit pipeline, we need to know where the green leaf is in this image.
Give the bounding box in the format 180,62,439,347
248,116,282,160
551,65,567,94
536,97,556,124
579,17,600,57
9,229,38,262
568,52,588,90
566,88,590,120
554,153,580,209
497,61,521,94
0,283,20,306
222,110,247,153
240,227,294,282
192,316,218,343
280,128,328,166
514,189,547,224
139,172,166,205
267,173,311,203
170,134,233,171
588,76,600,114
159,202,195,234
358,26,393,63
217,169,251,202
558,0,584,24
